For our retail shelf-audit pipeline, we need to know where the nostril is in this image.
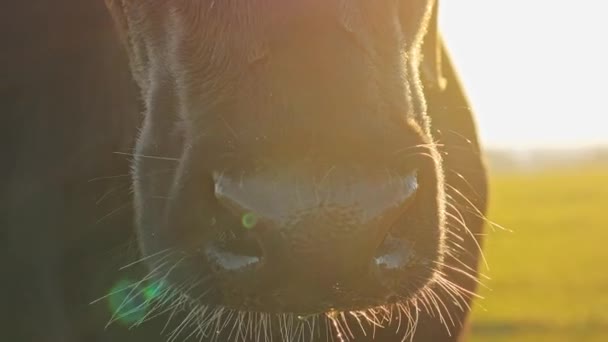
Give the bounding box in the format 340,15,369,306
221,222,263,258
374,235,413,270
398,170,419,207
372,170,418,270
207,227,263,271
210,173,265,271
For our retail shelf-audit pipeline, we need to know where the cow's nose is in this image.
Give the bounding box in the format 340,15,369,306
206,167,419,285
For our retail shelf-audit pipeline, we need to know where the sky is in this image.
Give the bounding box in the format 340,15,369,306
440,1,608,150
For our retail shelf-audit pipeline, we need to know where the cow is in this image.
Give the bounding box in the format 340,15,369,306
0,1,487,341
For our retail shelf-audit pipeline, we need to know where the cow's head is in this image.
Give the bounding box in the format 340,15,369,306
105,0,447,336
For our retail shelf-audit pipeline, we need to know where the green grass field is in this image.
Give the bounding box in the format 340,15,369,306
468,165,608,341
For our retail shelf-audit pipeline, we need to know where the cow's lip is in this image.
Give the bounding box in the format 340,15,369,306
142,250,436,317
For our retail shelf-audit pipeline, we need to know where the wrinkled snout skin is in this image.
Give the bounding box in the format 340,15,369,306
103,0,488,341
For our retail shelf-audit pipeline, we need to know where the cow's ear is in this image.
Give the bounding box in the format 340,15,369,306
421,1,447,92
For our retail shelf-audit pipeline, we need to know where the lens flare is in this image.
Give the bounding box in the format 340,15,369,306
108,278,166,326
242,212,258,229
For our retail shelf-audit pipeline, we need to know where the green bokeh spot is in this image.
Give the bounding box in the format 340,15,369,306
108,279,152,326
241,212,258,229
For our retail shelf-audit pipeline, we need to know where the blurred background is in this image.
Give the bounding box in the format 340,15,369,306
441,1,608,341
